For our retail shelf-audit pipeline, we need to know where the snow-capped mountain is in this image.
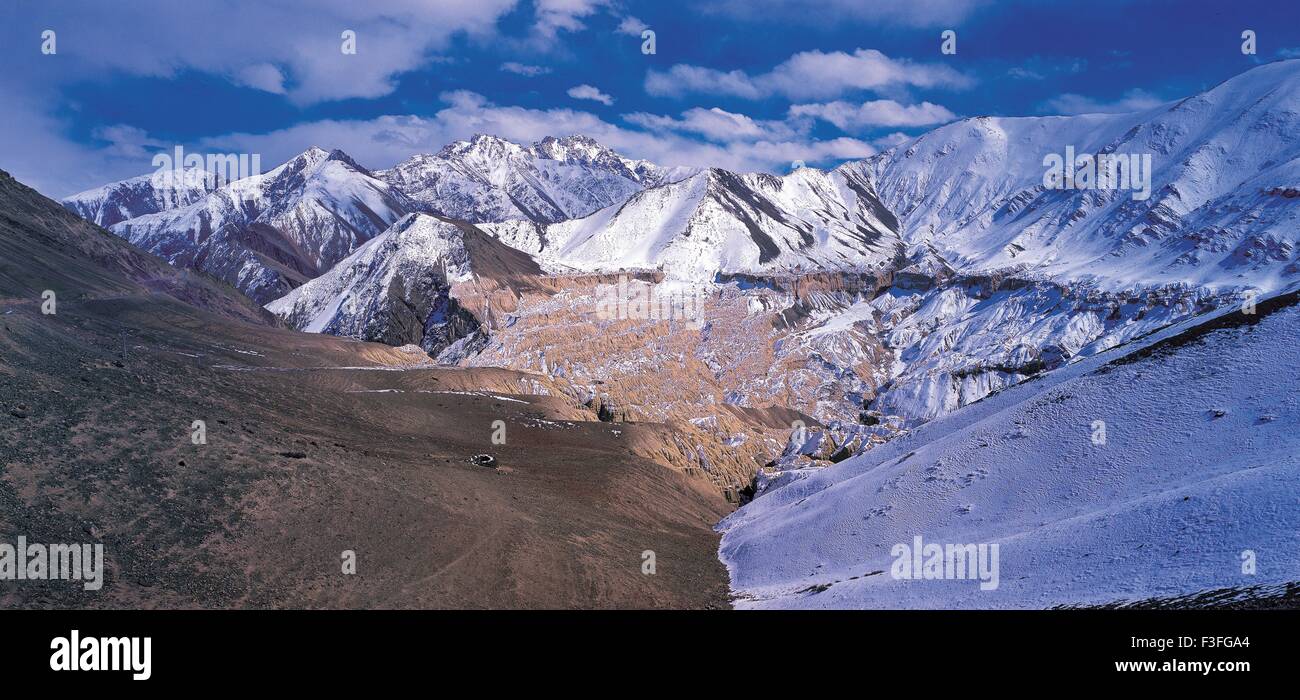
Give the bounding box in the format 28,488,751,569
61,62,1300,441
719,285,1300,608
480,164,903,280
377,134,688,225
267,213,542,359
789,59,1300,426
62,166,216,228
867,59,1300,293
109,147,412,303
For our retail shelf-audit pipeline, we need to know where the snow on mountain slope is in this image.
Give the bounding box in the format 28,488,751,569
109,147,411,303
718,285,1300,608
867,59,1300,293
61,167,216,228
482,164,903,281
863,273,1228,425
377,134,687,225
761,60,1300,429
266,213,542,359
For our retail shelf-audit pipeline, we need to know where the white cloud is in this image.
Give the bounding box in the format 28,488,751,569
90,125,168,159
624,107,800,142
646,48,972,101
500,62,552,77
616,16,649,35
235,63,288,94
533,0,610,41
0,88,173,197
1,0,517,105
790,99,957,131
195,91,874,177
1040,89,1166,115
567,84,615,106
872,131,914,149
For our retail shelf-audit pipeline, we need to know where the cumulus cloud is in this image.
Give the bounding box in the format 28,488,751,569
0,89,172,197
646,48,972,101
624,107,800,142
235,63,288,94
1040,88,1166,115
872,131,915,149
0,0,516,105
90,125,168,159
533,0,610,41
196,91,874,177
567,84,615,106
500,62,552,77
789,99,957,131
616,16,650,35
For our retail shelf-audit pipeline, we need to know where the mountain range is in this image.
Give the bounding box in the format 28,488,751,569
60,60,1300,433
378,134,690,225
35,58,1300,608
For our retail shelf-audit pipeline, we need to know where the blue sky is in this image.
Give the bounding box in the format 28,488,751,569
3,0,1299,197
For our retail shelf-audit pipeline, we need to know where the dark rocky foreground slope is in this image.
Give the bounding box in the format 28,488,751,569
0,170,730,608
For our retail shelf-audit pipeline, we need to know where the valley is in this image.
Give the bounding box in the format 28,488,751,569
1,170,731,608
23,58,1300,608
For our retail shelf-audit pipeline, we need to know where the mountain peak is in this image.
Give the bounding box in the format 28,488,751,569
297,145,334,165
323,148,368,173
529,134,617,163
379,133,669,225
438,133,526,159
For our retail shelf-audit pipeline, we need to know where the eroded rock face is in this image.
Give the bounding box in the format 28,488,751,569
445,257,1241,502
249,61,1300,503
265,214,1253,506
453,270,896,492
269,221,1233,503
